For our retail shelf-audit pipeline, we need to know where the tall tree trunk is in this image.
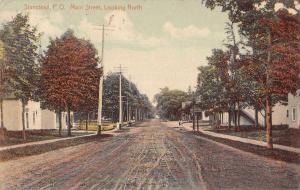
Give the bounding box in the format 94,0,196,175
264,109,267,129
234,103,237,130
196,114,199,132
58,109,62,136
67,106,71,137
21,100,26,141
228,105,232,129
79,112,82,130
237,101,240,131
0,98,3,128
85,112,89,131
255,108,259,128
221,112,224,124
0,97,6,142
266,28,273,149
193,114,195,132
266,96,273,148
136,108,138,121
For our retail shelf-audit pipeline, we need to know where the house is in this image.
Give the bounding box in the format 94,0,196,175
215,103,288,127
287,89,300,128
0,98,74,131
181,101,210,123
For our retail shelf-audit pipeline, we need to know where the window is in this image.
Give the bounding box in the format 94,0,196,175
287,110,289,118
33,112,35,125
292,108,296,121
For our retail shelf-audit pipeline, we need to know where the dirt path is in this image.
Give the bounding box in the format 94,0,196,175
0,120,299,190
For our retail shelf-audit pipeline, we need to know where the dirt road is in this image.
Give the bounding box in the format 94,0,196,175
0,120,299,190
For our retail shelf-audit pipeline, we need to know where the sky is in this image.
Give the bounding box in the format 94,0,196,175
0,0,231,101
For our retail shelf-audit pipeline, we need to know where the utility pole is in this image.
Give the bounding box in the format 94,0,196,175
126,99,129,122
128,75,132,122
94,19,114,135
119,72,122,129
0,40,4,129
114,65,127,130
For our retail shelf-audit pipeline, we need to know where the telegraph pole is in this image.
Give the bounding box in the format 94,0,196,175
96,25,105,135
114,65,127,130
94,18,114,135
126,99,129,122
119,71,122,129
128,75,132,122
0,40,4,129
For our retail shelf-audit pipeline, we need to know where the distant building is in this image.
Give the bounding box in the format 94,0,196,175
1,98,73,131
181,101,210,122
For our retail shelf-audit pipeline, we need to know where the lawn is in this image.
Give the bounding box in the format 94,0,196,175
0,130,94,147
212,128,300,148
77,121,117,131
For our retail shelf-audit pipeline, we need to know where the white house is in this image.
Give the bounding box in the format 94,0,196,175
0,99,73,131
217,103,288,127
287,89,300,128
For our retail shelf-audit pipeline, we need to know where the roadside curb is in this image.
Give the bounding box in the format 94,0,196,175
0,133,97,152
0,133,111,162
181,123,300,154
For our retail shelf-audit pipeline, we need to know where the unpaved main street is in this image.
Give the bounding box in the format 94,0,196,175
0,120,299,190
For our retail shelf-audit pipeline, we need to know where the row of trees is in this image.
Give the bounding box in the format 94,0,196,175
197,1,299,148
0,13,152,140
154,87,187,120
102,73,153,122
0,13,100,139
75,72,153,129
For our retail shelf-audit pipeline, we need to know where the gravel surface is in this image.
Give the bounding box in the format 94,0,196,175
0,120,299,190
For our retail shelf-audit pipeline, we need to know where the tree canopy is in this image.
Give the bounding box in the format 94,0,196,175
154,87,187,120
41,29,100,136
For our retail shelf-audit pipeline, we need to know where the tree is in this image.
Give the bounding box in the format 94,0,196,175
0,13,40,140
0,40,6,129
154,87,187,120
242,9,299,148
41,29,100,136
202,0,300,148
196,49,230,126
102,73,152,122
0,39,9,141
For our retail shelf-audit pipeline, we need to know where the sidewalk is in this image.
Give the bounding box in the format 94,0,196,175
172,121,300,154
0,133,97,152
184,123,300,154
0,127,120,152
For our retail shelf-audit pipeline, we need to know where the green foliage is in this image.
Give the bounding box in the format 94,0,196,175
41,29,100,112
103,73,153,121
0,13,40,104
154,87,187,120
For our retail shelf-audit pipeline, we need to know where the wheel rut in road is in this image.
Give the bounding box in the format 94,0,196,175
0,120,299,190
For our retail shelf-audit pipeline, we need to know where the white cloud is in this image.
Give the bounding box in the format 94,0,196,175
0,10,64,48
0,11,17,23
105,11,166,48
296,1,300,10
274,2,298,15
274,2,285,11
254,1,298,14
28,11,64,39
163,22,210,39
75,11,166,49
105,47,210,99
254,1,267,10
